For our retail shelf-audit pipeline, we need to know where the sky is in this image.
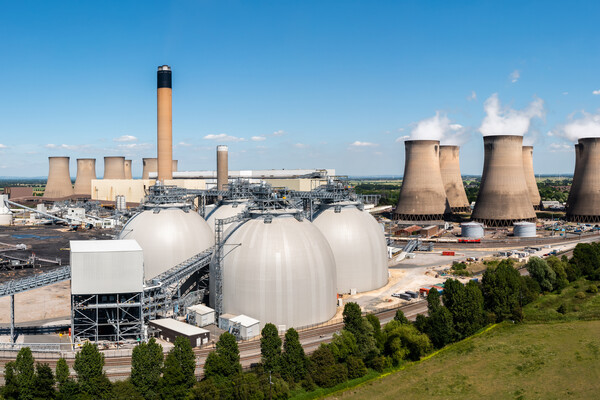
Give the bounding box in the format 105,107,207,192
0,0,599,177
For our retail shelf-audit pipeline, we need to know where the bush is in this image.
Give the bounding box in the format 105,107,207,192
575,291,586,299
587,285,598,294
346,356,367,379
368,356,388,373
309,345,348,388
557,304,567,314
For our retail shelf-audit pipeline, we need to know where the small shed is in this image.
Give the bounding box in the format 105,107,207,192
187,304,215,327
418,225,439,238
149,318,210,348
229,315,260,340
394,225,421,237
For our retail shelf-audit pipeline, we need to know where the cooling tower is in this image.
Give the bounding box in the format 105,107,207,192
394,140,449,221
103,156,126,179
566,138,600,222
124,159,133,179
157,65,173,181
73,158,96,196
44,157,74,198
142,158,157,179
565,143,582,210
439,145,470,212
217,145,228,190
471,135,536,227
172,160,178,172
522,146,542,210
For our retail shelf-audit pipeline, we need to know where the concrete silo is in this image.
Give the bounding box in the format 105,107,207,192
394,140,449,221
522,146,542,210
471,135,536,227
142,158,157,179
221,209,337,329
73,158,96,196
44,157,74,198
439,145,470,212
124,160,133,179
566,137,600,222
313,202,388,294
103,156,126,179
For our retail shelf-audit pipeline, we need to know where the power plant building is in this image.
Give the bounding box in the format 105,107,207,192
566,137,600,222
439,145,470,212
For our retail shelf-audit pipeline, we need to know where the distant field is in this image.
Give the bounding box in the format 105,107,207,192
329,320,600,399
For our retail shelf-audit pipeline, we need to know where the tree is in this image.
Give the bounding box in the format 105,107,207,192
442,279,485,339
366,314,385,351
346,356,367,379
14,347,36,400
131,337,163,399
426,307,456,349
393,309,410,325
55,357,79,400
34,363,56,399
260,323,282,374
342,302,363,336
2,362,19,400
281,328,307,383
427,288,442,314
342,302,379,361
414,314,428,333
481,259,523,322
309,345,348,388
383,320,432,364
329,330,358,362
55,358,70,386
546,255,569,291
203,332,242,379
233,373,264,400
526,257,556,292
111,380,144,400
74,342,111,399
571,243,600,278
160,336,197,399
520,276,541,305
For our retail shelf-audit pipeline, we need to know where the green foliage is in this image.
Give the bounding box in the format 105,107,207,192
309,345,348,388
368,355,388,373
74,342,111,399
15,347,36,400
393,309,410,325
189,375,233,400
346,356,368,379
570,243,600,279
342,302,363,336
232,372,264,400
425,306,456,349
258,373,290,400
546,256,569,291
557,304,567,314
353,182,400,206
131,337,163,400
366,314,385,352
34,363,56,400
203,332,242,379
111,380,144,400
443,279,485,339
329,330,359,362
342,302,379,361
55,358,70,386
260,323,282,374
281,328,307,383
427,288,442,314
160,336,197,399
383,320,433,364
2,362,19,400
587,284,598,294
482,259,523,322
414,314,428,333
526,257,556,292
575,291,586,299
520,276,541,305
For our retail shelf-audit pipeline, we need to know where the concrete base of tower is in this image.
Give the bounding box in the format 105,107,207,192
471,217,537,228
565,214,600,223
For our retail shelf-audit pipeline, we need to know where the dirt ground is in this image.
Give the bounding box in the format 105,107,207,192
0,280,71,324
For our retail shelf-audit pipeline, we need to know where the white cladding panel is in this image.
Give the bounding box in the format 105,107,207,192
222,215,337,329
70,240,143,294
313,204,388,294
205,200,248,232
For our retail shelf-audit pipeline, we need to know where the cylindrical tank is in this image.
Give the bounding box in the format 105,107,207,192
73,158,96,196
44,157,74,198
472,136,536,227
522,146,542,210
460,222,484,239
0,195,13,225
313,203,388,294
217,146,228,191
205,199,248,232
157,65,173,181
439,145,470,212
394,140,449,221
566,137,600,222
103,156,126,179
513,221,536,237
142,158,158,180
221,210,337,329
124,160,133,179
118,207,214,280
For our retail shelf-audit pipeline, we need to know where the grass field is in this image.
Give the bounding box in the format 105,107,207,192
327,320,600,399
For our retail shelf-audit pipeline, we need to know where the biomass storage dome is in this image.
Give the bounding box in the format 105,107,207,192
312,202,388,294
221,210,337,329
118,207,214,280
205,199,249,232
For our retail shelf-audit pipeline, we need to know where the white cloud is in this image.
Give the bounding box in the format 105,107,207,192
479,93,544,137
593,89,600,95
117,143,152,150
203,133,246,142
272,130,285,136
510,70,520,83
44,143,89,151
294,143,308,148
467,91,477,101
407,112,467,145
350,141,378,147
114,135,137,142
554,111,600,141
0,144,7,149
177,141,192,147
548,143,572,152
395,135,410,143
251,136,266,142
562,92,569,95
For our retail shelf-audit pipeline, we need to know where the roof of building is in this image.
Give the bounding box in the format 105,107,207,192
150,318,209,336
187,304,215,315
70,239,142,253
229,314,260,327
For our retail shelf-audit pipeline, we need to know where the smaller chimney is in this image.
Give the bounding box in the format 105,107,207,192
217,145,228,190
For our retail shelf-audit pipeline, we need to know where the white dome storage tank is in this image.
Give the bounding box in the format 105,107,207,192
461,222,484,239
221,209,337,329
118,207,215,280
0,195,12,226
312,202,388,294
205,199,248,232
513,221,536,238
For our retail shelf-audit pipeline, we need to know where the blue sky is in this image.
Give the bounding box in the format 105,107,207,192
0,0,599,177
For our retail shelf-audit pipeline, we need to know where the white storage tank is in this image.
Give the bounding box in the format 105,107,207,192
221,209,337,329
312,202,388,294
205,199,248,232
513,221,536,238
461,221,484,239
0,195,13,226
118,206,214,280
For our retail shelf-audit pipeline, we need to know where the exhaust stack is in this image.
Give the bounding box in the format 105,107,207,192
103,156,126,179
124,159,133,179
522,146,542,210
73,158,96,196
471,135,536,227
142,158,157,179
439,145,470,212
157,65,173,181
566,138,600,222
44,157,74,198
217,145,229,190
394,140,449,221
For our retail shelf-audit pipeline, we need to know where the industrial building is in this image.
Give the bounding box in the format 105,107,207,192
149,318,210,347
439,145,470,212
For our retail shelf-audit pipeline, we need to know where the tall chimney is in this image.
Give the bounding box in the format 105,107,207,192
217,145,229,190
471,135,536,227
44,157,74,198
157,65,173,181
73,158,96,196
522,146,542,210
394,140,449,221
566,138,600,222
565,143,582,210
124,159,133,179
103,156,126,179
439,145,470,212
142,157,157,179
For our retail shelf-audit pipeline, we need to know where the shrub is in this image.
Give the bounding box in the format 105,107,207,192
368,355,388,372
587,285,598,294
557,304,567,314
575,291,586,299
346,356,367,379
